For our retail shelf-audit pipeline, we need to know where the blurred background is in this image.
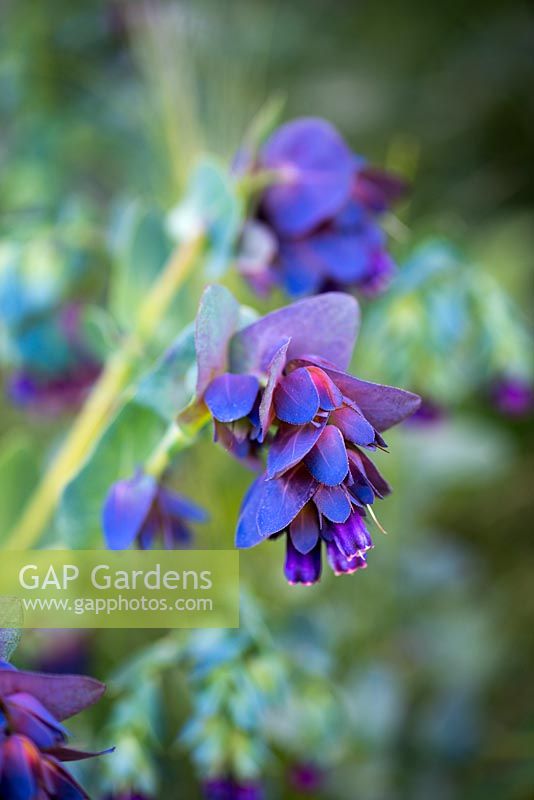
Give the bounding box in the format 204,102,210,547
1,1,533,798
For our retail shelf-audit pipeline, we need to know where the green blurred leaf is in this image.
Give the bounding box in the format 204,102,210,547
167,158,242,278
108,201,172,331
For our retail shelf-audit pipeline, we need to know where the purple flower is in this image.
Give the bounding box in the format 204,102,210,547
491,376,533,418
7,304,101,416
202,776,263,800
193,287,420,583
289,762,324,793
0,659,108,799
237,118,406,298
404,397,446,427
102,472,208,550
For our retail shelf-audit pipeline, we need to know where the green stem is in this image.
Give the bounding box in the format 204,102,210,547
6,233,205,551
145,411,211,479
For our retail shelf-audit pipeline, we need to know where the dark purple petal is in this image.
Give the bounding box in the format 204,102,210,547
0,735,39,800
313,485,352,523
257,467,318,536
195,285,241,396
0,671,106,721
329,511,372,560
258,339,290,441
260,118,354,236
102,473,157,550
330,405,376,446
289,505,320,554
324,369,421,431
205,373,259,423
304,426,348,486
273,368,319,424
267,421,324,478
306,367,343,411
231,293,359,374
326,541,367,575
157,488,208,523
284,537,322,585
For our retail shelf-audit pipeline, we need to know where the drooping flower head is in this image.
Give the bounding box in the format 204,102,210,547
0,659,108,799
202,776,263,800
102,472,208,550
237,118,406,298
191,286,420,584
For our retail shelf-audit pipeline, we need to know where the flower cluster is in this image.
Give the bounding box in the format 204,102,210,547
237,117,406,298
102,472,207,550
0,659,108,799
194,287,420,584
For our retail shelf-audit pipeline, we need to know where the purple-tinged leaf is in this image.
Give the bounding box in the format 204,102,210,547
0,671,106,721
330,405,376,445
205,373,259,422
46,745,115,762
258,339,290,441
306,366,343,410
324,369,421,431
235,476,269,549
314,484,352,523
195,285,241,396
260,118,354,237
273,368,319,424
257,467,318,536
102,472,156,550
304,426,349,486
231,293,359,374
267,421,324,478
289,505,320,554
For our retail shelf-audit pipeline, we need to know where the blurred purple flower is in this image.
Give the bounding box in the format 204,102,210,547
404,397,446,427
194,288,420,584
7,304,101,416
0,659,108,799
237,118,407,298
102,472,208,550
202,776,263,800
103,794,152,800
289,762,324,793
491,376,533,417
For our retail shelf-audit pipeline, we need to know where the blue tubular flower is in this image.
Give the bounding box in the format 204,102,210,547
102,472,208,551
0,660,108,799
236,117,407,298
193,287,420,584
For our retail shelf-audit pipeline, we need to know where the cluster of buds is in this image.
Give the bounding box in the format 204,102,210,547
193,286,420,585
237,117,406,298
0,659,108,799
